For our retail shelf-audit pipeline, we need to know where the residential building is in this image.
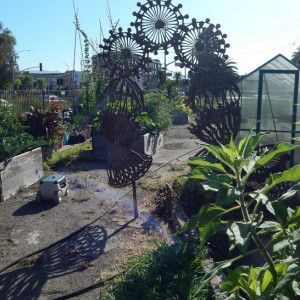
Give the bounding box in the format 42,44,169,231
19,70,82,90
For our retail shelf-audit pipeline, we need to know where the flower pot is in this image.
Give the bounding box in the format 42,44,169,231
63,132,70,145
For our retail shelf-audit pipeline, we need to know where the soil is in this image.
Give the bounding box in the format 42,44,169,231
0,124,201,300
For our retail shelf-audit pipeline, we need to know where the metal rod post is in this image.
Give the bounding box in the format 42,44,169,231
132,180,138,218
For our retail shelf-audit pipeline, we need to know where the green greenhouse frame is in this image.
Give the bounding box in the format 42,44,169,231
236,54,300,166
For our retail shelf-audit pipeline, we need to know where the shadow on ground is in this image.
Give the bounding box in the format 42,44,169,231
0,224,109,300
12,200,57,216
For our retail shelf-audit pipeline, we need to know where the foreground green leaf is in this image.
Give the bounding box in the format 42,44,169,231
179,204,226,243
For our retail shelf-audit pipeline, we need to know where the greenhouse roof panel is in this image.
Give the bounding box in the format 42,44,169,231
238,54,300,82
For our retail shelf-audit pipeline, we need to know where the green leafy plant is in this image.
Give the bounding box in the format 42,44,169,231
135,111,159,136
173,95,193,115
144,88,172,133
43,141,92,169
104,242,211,300
17,107,62,142
180,127,300,299
0,105,45,161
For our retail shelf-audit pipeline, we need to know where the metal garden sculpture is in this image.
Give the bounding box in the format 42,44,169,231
97,0,242,216
130,0,189,54
171,17,241,153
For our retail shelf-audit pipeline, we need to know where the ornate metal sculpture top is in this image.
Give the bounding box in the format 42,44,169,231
131,0,189,54
173,18,230,71
99,27,152,78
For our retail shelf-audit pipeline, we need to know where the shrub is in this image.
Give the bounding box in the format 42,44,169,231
104,242,211,299
17,107,65,145
144,88,172,133
0,104,45,162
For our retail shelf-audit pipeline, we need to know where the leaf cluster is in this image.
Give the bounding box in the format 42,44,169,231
180,127,300,299
17,107,63,141
0,105,46,161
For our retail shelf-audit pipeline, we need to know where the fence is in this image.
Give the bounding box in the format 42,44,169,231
0,90,83,113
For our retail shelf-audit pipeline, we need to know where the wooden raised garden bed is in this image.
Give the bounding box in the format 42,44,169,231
0,147,44,202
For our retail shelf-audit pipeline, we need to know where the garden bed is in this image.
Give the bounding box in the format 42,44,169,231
171,112,190,125
92,132,164,160
0,147,43,202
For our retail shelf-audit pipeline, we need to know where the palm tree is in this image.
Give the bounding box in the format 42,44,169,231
188,59,240,109
292,46,300,66
173,71,182,84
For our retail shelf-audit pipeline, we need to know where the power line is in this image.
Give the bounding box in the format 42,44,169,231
231,42,292,56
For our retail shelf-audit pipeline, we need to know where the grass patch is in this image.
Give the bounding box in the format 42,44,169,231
137,179,164,191
104,241,211,300
169,163,186,171
43,141,92,170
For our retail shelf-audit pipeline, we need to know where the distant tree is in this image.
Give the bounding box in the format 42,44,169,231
188,59,240,109
21,75,34,90
0,22,16,89
33,78,47,90
173,71,182,84
291,46,300,66
156,68,167,87
14,78,21,90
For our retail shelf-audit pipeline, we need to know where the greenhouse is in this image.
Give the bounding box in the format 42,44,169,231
236,54,300,166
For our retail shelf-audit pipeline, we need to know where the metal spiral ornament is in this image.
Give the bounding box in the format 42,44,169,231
97,77,152,189
101,77,145,118
99,27,151,77
174,18,230,71
131,0,189,54
94,0,243,216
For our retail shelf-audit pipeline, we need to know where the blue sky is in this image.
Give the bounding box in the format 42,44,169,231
1,0,300,75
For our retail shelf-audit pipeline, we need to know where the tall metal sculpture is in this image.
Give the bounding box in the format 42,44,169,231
97,0,241,217
172,17,241,153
